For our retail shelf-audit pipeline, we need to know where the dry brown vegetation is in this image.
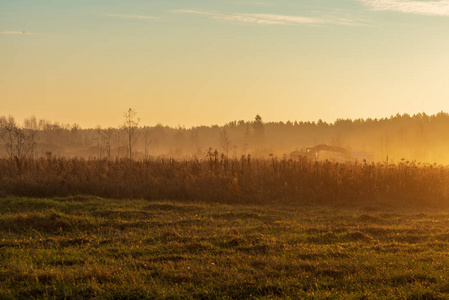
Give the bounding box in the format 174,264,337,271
1,156,448,207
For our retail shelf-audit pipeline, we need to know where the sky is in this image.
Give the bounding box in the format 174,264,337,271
1,0,449,128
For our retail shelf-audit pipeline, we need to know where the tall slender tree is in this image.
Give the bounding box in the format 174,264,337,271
122,108,140,160
253,114,265,146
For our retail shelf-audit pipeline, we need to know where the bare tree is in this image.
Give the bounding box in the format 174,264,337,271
115,130,122,159
23,115,38,130
96,127,114,160
0,121,36,166
104,128,114,160
94,126,104,159
220,128,231,159
143,129,152,161
122,108,140,160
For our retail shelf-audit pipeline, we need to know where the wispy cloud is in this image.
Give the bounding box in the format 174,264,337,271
359,0,449,16
0,30,34,35
224,1,276,6
174,9,353,25
103,13,159,20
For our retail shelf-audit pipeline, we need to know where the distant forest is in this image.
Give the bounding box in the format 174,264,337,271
1,111,449,163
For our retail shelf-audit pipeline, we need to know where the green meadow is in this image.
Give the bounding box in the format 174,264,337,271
1,196,449,299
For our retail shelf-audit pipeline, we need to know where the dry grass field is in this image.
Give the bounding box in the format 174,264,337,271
2,157,449,298
2,196,449,299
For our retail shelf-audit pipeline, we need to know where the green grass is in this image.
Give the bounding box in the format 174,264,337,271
2,196,449,299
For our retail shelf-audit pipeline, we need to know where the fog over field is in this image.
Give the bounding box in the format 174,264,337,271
2,112,449,164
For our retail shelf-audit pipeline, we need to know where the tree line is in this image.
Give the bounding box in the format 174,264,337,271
2,111,449,164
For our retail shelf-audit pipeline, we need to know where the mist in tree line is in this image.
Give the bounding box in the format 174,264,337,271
1,110,449,164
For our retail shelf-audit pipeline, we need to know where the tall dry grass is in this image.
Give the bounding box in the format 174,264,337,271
0,156,448,206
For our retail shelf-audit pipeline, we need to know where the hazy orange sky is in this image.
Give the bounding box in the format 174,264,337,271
1,0,449,128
